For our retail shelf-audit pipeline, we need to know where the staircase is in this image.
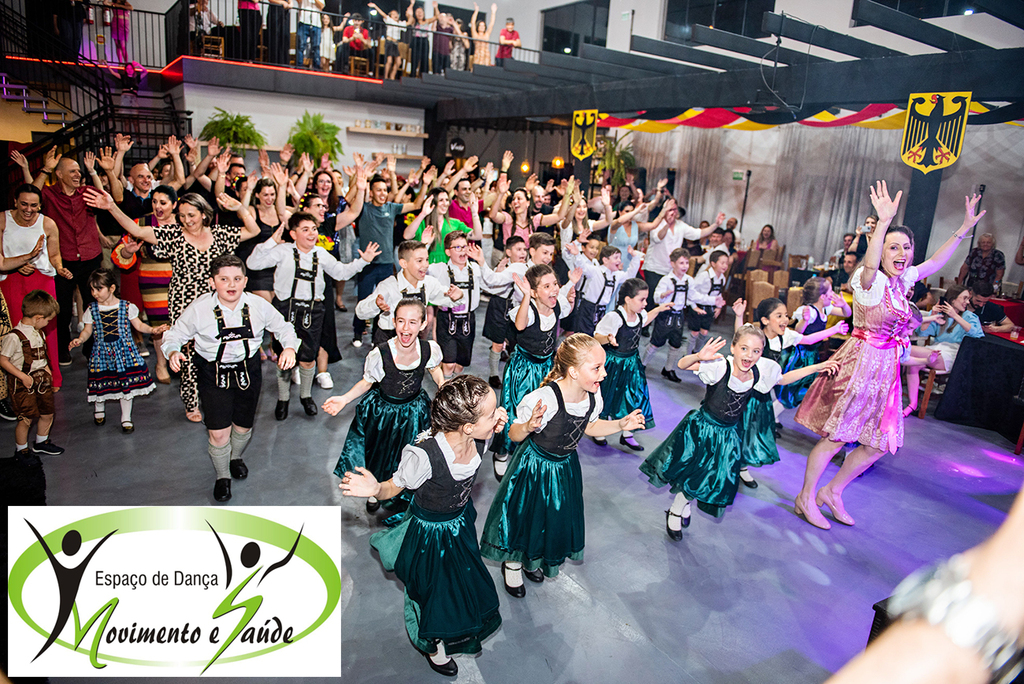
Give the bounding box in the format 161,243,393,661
1,74,67,125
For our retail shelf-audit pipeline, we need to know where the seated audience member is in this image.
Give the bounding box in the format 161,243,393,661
746,224,782,273
967,280,1013,333
833,233,855,263
910,280,937,313
834,252,859,293
956,232,1005,289
902,284,984,416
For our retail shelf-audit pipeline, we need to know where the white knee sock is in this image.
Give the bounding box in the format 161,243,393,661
94,401,105,416
739,467,754,482
208,442,231,479
665,345,683,371
772,399,784,420
119,398,133,423
230,428,251,461
430,640,449,664
494,453,508,478
488,349,501,377
503,561,523,587
641,343,658,367
668,493,690,530
299,366,315,399
277,369,291,401
622,430,633,438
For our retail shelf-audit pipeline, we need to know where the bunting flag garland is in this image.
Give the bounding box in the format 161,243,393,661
596,101,1024,132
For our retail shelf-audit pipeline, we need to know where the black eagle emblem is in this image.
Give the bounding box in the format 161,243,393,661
901,94,969,170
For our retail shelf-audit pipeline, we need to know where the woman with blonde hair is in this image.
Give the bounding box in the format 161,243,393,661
480,333,645,598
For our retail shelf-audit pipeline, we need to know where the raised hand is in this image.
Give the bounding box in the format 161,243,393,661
627,245,643,259
184,134,198,151
466,242,485,264
480,161,494,181
495,176,510,196
578,225,593,243
618,408,646,432
42,146,61,173
958,193,986,238
526,400,546,433
420,224,435,246
82,188,115,211
463,155,479,173
441,159,456,177
545,178,555,194
339,466,381,497
359,241,381,262
258,148,270,172
600,184,612,206
568,266,583,285
664,198,677,212
732,298,746,318
513,273,531,300
279,142,294,165
656,177,668,191
420,194,435,216
205,136,220,158
28,236,45,259
166,135,182,156
320,153,330,170
868,180,902,225
269,162,288,187
697,337,727,361
524,173,538,192
299,152,314,174
501,150,514,170
216,192,242,212
10,150,28,169
565,176,577,196
376,294,391,314
214,151,231,175
565,241,580,256
419,155,430,170
83,151,96,173
115,133,134,153
270,223,286,244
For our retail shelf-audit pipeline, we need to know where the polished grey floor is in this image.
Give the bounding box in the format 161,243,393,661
12,296,1024,684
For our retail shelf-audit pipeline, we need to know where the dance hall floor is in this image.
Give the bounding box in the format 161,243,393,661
6,306,1021,684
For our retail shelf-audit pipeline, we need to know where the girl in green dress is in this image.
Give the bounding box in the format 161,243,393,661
481,333,646,597
338,375,508,677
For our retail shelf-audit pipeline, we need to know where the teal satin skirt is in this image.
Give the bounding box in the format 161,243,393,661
777,343,820,409
740,392,780,468
371,501,501,655
639,408,742,517
333,388,431,482
480,438,584,576
599,349,655,427
494,348,553,456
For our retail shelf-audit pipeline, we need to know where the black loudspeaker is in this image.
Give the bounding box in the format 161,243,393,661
633,167,647,195
666,168,677,197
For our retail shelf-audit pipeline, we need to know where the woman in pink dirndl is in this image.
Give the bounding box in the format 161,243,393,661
793,181,985,530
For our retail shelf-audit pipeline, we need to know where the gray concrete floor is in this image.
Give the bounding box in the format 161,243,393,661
13,297,1024,684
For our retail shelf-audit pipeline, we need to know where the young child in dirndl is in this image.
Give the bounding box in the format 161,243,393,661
69,269,168,432
338,375,507,677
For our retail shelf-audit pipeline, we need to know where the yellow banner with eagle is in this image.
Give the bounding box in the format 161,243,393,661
900,91,971,173
571,109,598,161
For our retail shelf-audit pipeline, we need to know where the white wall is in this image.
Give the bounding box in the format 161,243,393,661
178,83,426,169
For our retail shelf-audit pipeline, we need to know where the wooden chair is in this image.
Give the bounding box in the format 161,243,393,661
201,35,224,58
349,56,370,76
744,269,769,321
917,368,949,419
772,270,789,291
788,254,809,270
748,281,776,322
760,244,785,273
786,286,803,315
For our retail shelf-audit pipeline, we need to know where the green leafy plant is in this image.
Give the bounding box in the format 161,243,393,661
287,111,344,163
594,132,636,188
198,108,267,150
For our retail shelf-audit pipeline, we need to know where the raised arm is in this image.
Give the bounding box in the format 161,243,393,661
538,177,575,228
336,166,367,229
82,189,157,243
10,150,33,185
217,192,261,241
916,194,985,280
859,181,903,292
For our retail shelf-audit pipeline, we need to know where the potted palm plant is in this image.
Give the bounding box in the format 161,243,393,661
287,111,344,163
594,132,636,188
198,108,267,150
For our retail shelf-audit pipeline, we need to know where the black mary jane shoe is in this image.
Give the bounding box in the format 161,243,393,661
739,471,758,489
365,498,381,513
620,435,644,452
275,400,289,421
94,414,106,426
121,422,134,434
492,453,508,482
300,397,318,416
523,567,544,583
665,510,686,541
501,562,526,598
214,478,232,502
592,436,608,447
425,652,458,677
661,368,681,383
230,459,248,480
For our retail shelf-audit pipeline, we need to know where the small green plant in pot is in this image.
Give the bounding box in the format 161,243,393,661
595,132,636,188
287,111,344,163
199,108,267,150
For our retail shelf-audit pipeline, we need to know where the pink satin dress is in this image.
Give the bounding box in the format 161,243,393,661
795,266,916,454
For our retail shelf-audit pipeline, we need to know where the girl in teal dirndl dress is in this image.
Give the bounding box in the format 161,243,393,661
594,278,672,451
481,333,646,597
777,278,851,409
338,375,508,677
732,297,848,488
326,300,444,515
491,264,573,479
641,327,783,539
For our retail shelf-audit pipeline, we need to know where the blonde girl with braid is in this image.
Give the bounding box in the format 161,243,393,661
480,333,645,598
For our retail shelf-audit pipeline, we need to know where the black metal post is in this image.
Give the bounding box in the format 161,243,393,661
739,169,752,234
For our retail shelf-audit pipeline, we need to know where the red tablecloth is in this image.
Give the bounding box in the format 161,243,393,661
988,330,1024,344
990,297,1024,326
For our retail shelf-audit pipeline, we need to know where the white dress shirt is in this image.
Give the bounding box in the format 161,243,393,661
427,260,507,313
595,306,647,337
162,292,300,362
695,356,782,393
646,219,702,275
654,272,699,312
689,270,727,308
246,239,370,303
570,250,642,307
355,272,458,332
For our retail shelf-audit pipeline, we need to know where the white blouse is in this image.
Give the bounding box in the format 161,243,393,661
850,265,919,307
392,432,480,490
513,384,603,431
695,356,782,393
362,338,442,384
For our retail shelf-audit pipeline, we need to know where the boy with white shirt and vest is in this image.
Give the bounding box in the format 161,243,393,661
162,255,301,503
564,240,644,336
641,248,714,382
356,240,463,348
427,232,508,378
481,235,527,389
687,251,729,354
246,212,381,421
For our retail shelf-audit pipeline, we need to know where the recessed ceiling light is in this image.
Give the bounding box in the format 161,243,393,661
963,8,973,14
563,47,571,53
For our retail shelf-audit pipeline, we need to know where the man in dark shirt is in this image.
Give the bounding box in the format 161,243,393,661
835,252,859,293
968,280,1013,333
118,162,155,219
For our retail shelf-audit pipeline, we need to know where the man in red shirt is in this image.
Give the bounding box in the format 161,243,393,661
496,18,520,66
31,147,112,365
337,13,371,73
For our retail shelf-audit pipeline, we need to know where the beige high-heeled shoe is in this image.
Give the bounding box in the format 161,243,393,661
816,489,855,526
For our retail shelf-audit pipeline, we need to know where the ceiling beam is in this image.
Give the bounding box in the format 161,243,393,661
972,0,1024,30
852,0,991,52
442,69,536,91
761,11,903,59
538,51,664,81
502,55,617,83
578,43,709,75
436,47,1024,122
630,35,756,71
420,73,508,95
472,65,568,88
689,24,830,65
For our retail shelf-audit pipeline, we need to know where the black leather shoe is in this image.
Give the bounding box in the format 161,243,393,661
275,400,289,421
425,652,458,677
94,414,106,426
739,470,758,489
0,398,16,421
661,368,681,383
501,562,525,598
492,453,507,482
214,478,232,502
13,448,41,468
523,567,544,583
488,375,502,389
230,459,248,480
665,510,684,541
366,498,381,513
300,397,318,416
620,435,644,452
592,436,608,447
500,350,509,362
121,422,134,433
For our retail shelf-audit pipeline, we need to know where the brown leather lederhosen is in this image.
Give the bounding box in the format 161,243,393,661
7,329,54,420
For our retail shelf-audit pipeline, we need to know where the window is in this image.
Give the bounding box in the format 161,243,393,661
542,0,610,56
664,0,776,41
867,0,977,19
